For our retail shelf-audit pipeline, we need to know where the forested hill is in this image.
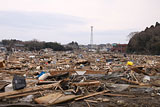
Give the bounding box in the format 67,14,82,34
127,22,160,55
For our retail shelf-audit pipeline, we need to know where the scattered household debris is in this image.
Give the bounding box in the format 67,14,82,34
0,51,160,106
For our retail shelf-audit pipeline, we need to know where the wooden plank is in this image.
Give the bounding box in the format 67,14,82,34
104,93,135,97
48,94,63,104
0,81,60,98
5,91,39,99
75,90,109,101
35,92,80,105
0,70,25,75
85,100,91,107
72,81,100,87
49,70,106,76
84,100,98,103
131,67,149,75
121,78,146,86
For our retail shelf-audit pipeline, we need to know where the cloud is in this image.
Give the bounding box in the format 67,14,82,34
0,11,140,44
0,0,159,44
0,11,90,43
0,0,159,30
0,11,86,30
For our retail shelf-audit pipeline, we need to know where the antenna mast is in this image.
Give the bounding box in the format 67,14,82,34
90,26,93,48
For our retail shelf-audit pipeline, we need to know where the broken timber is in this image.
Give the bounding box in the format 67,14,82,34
0,81,60,98
72,81,100,87
121,78,148,86
75,90,109,101
35,92,81,105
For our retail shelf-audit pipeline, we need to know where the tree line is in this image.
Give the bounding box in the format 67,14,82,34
1,39,74,51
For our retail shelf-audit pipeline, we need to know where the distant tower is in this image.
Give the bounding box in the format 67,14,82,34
90,26,93,48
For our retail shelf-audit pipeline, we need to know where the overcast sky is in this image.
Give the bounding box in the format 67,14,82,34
0,0,159,44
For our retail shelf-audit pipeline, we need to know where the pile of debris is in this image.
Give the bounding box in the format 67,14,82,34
0,51,160,106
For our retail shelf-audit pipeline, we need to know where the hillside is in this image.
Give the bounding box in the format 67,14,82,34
127,22,160,54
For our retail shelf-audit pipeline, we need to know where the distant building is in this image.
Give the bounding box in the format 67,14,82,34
80,43,127,53
98,44,106,52
111,44,127,53
88,44,98,50
0,42,4,47
42,48,53,52
79,45,88,51
0,42,6,52
13,43,25,51
98,44,113,52
106,43,113,52
88,48,97,52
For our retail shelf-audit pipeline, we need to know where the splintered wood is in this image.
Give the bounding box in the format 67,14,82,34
0,82,60,98
35,92,80,105
75,90,109,101
72,81,100,87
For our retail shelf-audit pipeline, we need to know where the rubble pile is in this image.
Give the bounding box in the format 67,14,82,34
0,51,160,106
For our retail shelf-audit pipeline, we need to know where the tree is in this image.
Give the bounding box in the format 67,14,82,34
67,41,79,49
127,32,139,41
1,39,70,51
44,42,65,51
24,39,45,51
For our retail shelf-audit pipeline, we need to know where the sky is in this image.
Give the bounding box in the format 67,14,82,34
0,0,159,44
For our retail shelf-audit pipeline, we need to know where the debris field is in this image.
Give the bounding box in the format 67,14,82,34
0,51,160,107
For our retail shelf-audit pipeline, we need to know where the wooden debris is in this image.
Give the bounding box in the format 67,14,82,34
102,98,110,102
104,93,135,97
0,70,25,75
0,104,45,107
131,67,149,75
0,81,60,98
75,90,109,101
1,49,160,106
5,91,40,99
85,99,98,103
121,78,147,86
72,81,101,87
76,59,89,65
35,92,80,105
0,81,10,90
0,61,5,68
36,81,57,85
85,100,91,107
151,80,160,87
48,94,63,104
